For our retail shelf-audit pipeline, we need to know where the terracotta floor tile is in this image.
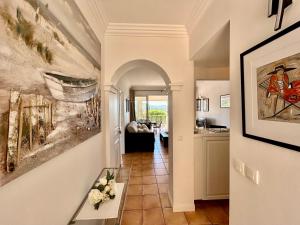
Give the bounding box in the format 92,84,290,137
127,184,143,196
143,208,165,225
132,164,142,170
154,158,164,164
162,154,169,159
131,169,143,177
155,168,168,175
164,162,169,169
163,208,188,225
142,159,154,164
154,163,166,169
156,175,169,184
132,160,143,166
142,169,156,176
203,204,229,224
160,193,171,208
124,196,143,210
143,184,159,195
158,183,169,194
142,176,157,184
184,210,211,225
129,176,143,185
142,164,154,169
143,194,161,209
121,210,143,225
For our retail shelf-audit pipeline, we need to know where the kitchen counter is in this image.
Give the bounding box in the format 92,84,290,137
194,128,230,137
194,129,230,200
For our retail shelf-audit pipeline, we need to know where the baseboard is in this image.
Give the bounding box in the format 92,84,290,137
168,190,195,212
172,202,195,212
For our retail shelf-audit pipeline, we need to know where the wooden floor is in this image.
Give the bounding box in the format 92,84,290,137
120,134,229,225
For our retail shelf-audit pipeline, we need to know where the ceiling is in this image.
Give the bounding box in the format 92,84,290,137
100,0,198,25
194,22,230,68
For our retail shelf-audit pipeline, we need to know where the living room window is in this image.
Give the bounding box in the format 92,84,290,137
134,95,168,130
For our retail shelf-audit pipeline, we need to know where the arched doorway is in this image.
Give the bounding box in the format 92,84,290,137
104,58,173,197
106,59,172,161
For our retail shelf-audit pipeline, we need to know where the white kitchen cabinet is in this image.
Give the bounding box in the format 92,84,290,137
194,131,229,200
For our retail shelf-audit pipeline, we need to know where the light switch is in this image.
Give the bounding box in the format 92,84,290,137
232,158,245,176
245,165,260,185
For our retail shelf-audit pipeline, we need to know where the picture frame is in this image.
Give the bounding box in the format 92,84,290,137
240,20,300,152
220,94,230,108
202,98,209,112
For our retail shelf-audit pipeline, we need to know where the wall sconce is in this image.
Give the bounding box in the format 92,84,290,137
268,0,293,31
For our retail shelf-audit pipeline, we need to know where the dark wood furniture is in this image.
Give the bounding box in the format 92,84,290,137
160,131,168,147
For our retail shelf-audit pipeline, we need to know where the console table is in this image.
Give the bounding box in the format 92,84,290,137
68,168,129,225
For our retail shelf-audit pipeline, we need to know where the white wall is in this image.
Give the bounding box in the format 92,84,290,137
230,1,300,225
116,78,131,155
194,66,229,80
0,134,105,225
104,34,195,211
196,80,230,128
189,0,229,59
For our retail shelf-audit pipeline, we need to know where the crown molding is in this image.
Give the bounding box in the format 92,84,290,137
185,0,212,34
105,23,188,38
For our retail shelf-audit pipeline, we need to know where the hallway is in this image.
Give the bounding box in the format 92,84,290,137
120,135,229,225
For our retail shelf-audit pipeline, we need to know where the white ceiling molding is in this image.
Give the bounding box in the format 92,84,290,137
185,0,212,34
105,23,188,38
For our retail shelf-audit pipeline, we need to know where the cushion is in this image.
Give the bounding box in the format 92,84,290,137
137,127,150,133
127,122,138,133
141,124,148,129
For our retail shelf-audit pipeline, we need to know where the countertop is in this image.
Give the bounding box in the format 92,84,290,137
194,128,230,137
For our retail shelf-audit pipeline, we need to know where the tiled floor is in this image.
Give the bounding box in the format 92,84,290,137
120,134,229,225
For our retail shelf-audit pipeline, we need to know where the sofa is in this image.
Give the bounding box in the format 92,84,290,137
125,121,155,152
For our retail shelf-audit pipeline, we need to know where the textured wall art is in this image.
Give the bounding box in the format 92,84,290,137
0,0,102,186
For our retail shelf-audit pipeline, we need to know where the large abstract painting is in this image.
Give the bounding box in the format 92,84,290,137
241,21,300,151
0,0,101,186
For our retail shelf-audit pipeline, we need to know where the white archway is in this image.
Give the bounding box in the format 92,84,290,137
111,59,171,86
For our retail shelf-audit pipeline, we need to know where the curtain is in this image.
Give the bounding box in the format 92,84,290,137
129,89,136,121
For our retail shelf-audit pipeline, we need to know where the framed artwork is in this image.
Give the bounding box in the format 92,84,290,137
220,94,230,108
196,98,201,111
240,20,300,151
0,0,102,186
202,98,209,112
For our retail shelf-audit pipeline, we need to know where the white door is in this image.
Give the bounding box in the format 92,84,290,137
109,91,121,168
